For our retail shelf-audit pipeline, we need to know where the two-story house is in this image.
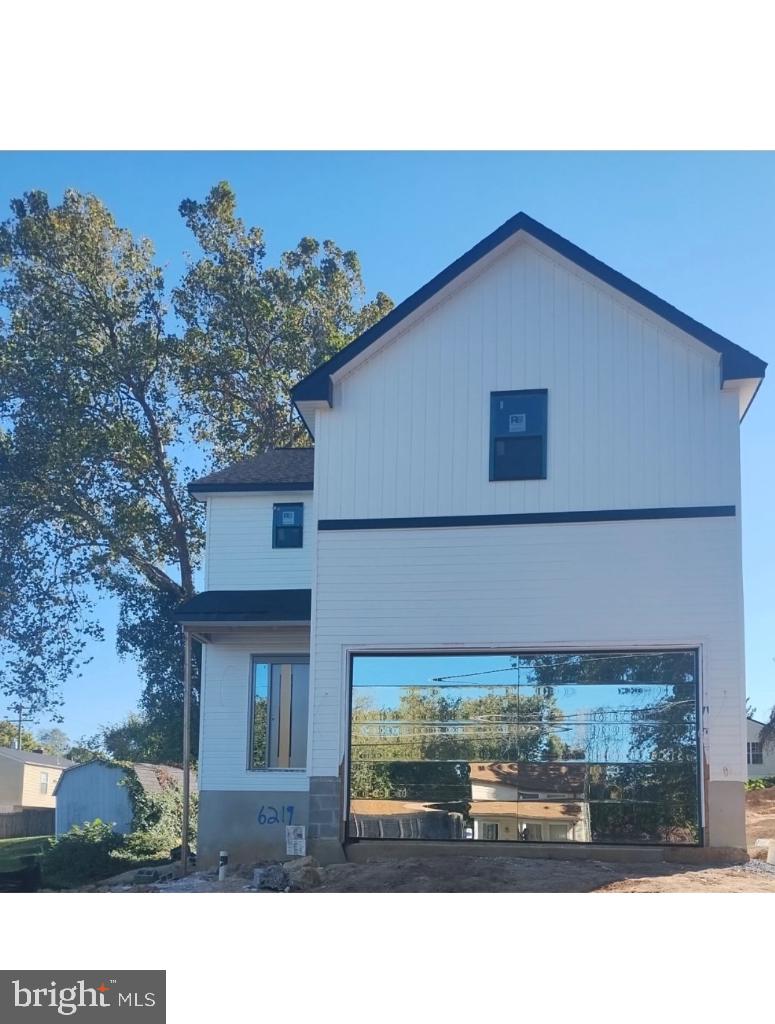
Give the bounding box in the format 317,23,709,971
177,212,766,865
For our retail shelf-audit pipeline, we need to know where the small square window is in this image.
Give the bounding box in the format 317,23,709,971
273,503,303,548
490,390,547,480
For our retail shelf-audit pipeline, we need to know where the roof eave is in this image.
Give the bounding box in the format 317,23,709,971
291,212,767,410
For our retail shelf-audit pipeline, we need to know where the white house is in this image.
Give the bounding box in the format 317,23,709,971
746,718,775,781
177,212,766,865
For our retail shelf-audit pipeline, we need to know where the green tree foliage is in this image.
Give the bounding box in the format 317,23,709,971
36,727,70,755
0,718,37,750
174,181,393,462
0,183,391,756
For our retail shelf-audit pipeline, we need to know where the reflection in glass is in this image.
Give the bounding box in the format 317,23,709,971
349,651,700,845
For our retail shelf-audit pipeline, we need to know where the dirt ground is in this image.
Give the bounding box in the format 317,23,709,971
99,789,775,894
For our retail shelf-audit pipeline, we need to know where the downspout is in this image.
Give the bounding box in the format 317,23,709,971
182,627,192,876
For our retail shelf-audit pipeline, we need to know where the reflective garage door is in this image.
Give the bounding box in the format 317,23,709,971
348,650,700,845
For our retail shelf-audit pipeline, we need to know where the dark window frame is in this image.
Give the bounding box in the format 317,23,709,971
248,654,310,771
489,389,548,482
272,502,304,549
346,647,702,848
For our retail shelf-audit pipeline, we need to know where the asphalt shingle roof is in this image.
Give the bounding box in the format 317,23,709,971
189,448,314,494
0,746,74,769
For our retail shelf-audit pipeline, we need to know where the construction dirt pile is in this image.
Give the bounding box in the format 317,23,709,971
93,788,775,894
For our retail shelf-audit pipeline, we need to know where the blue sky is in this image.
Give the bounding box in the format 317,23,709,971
1,151,773,741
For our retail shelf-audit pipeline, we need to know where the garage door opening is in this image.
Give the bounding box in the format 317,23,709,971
348,649,700,846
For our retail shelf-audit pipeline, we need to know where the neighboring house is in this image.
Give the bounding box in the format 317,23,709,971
0,747,73,811
54,761,194,837
746,718,775,780
177,211,766,865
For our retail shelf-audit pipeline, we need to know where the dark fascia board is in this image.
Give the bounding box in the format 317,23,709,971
292,212,766,405
173,588,312,624
188,481,314,496
318,505,736,531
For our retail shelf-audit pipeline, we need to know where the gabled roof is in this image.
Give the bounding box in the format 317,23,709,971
53,759,196,796
0,746,74,769
173,588,312,624
292,212,766,407
189,448,314,496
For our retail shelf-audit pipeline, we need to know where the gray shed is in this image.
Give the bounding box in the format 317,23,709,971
53,761,194,837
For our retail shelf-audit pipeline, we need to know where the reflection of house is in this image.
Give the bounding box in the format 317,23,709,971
0,747,73,811
470,801,590,843
468,763,591,841
179,211,765,864
746,718,775,780
469,762,586,801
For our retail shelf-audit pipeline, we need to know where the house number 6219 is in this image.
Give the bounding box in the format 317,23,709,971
257,805,294,825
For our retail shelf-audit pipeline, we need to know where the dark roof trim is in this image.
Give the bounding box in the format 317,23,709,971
189,481,313,495
292,212,766,404
319,505,736,531
173,589,311,624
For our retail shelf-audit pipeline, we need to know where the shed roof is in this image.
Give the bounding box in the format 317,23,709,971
189,448,314,495
53,759,196,795
0,746,74,769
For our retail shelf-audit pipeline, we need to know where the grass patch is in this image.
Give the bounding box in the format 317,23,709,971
0,835,54,871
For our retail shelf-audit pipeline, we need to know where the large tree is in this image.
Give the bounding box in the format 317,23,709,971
0,184,391,759
174,181,392,462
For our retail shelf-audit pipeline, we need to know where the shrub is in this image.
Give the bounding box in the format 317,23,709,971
122,767,198,858
43,819,123,888
746,776,775,791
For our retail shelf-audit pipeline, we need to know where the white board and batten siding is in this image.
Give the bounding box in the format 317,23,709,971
198,626,311,793
204,491,312,591
313,236,740,521
307,235,747,787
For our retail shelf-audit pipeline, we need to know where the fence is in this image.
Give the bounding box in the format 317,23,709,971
0,808,55,839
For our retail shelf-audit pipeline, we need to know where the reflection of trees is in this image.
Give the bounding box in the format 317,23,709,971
252,696,267,768
350,652,701,844
350,684,567,806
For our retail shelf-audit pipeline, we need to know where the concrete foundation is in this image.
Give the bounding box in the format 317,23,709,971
705,779,747,849
198,790,310,867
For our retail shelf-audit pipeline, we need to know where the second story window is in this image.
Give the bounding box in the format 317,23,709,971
273,503,303,548
40,771,49,794
490,389,547,481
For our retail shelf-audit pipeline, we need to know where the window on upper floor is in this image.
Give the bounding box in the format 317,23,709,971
40,771,49,794
490,390,547,481
748,741,763,765
250,658,309,770
272,503,303,548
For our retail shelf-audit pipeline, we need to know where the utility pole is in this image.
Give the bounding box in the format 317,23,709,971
3,702,36,749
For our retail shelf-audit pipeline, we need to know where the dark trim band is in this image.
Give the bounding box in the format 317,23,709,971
319,505,736,531
189,481,313,495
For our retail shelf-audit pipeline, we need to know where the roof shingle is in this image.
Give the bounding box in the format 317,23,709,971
189,448,314,494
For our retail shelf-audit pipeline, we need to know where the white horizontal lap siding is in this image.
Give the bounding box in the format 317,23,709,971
309,518,745,783
205,492,312,590
314,239,739,520
199,626,311,792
